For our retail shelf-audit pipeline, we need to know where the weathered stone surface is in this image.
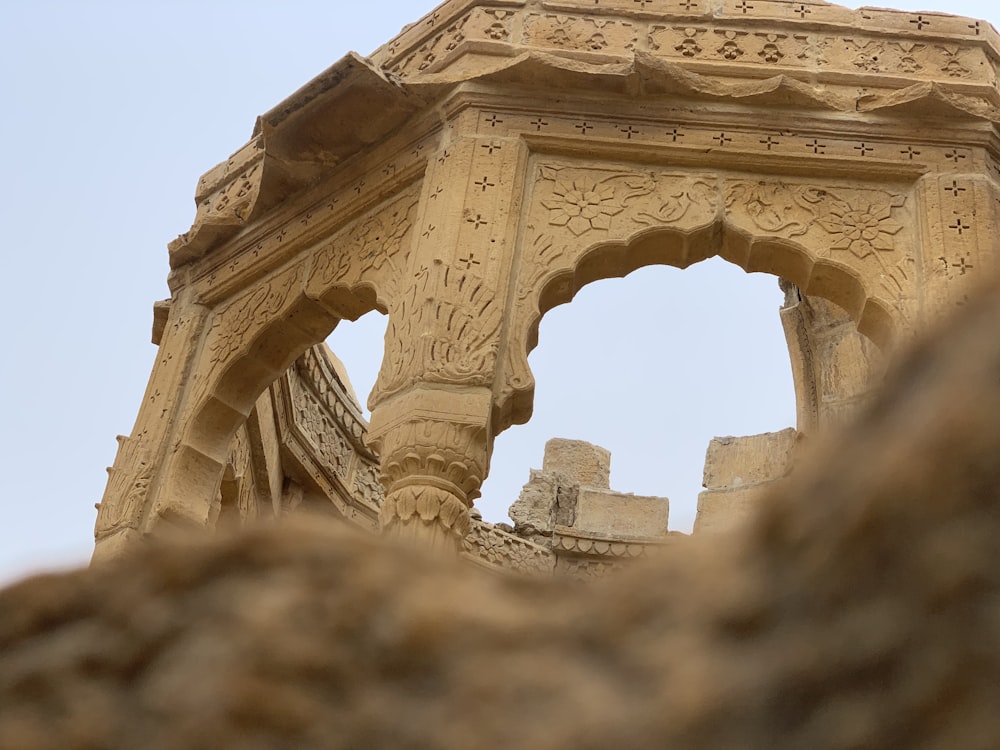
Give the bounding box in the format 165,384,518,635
92,0,1000,557
695,486,771,534
702,429,799,490
541,438,611,489
509,438,671,572
575,488,669,539
508,468,561,539
780,286,888,432
697,429,799,533
10,274,1000,747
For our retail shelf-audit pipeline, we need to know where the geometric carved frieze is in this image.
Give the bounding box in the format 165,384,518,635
374,0,999,98
471,104,980,175
917,173,1000,317
273,346,382,530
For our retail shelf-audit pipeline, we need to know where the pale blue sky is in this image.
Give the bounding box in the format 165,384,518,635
2,0,996,584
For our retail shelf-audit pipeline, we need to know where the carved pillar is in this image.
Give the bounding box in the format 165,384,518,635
368,385,492,551
780,282,886,433
916,173,999,321
93,291,210,562
364,111,526,550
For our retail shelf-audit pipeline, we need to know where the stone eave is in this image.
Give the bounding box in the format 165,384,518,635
415,50,1000,120
168,53,435,270
166,0,1000,281
371,0,1000,79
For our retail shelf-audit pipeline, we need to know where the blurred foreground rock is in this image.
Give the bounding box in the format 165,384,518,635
5,281,1000,749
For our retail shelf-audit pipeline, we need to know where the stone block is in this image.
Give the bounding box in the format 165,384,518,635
702,429,798,490
509,468,559,535
574,488,669,539
542,438,611,489
694,486,771,534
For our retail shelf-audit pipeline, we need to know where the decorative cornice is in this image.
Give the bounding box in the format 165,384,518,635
551,525,673,558
463,518,556,573
166,1,1000,283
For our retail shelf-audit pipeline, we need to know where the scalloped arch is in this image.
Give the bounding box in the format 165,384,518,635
496,218,898,434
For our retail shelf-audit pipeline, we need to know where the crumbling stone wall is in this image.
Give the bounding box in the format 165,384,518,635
510,438,673,576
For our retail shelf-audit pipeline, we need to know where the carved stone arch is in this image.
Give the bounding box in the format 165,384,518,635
96,0,1000,559
96,177,425,555
495,166,913,433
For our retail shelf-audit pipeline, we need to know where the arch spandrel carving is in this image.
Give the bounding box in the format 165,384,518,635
136,176,435,534
303,178,424,317
94,0,1000,558
494,156,917,430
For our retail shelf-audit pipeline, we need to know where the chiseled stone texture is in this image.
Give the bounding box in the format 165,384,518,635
696,429,799,534
574,488,669,539
7,275,1000,748
541,438,611,489
702,429,799,490
510,437,671,572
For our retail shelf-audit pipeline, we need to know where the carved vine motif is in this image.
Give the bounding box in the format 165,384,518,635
537,166,720,240
724,182,907,260
635,178,718,225
207,269,299,366
510,169,913,407
533,169,909,276
97,435,153,534
310,185,419,303
724,182,826,237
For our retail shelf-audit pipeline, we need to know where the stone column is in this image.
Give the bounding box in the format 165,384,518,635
362,112,526,551
93,292,210,562
368,385,492,552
